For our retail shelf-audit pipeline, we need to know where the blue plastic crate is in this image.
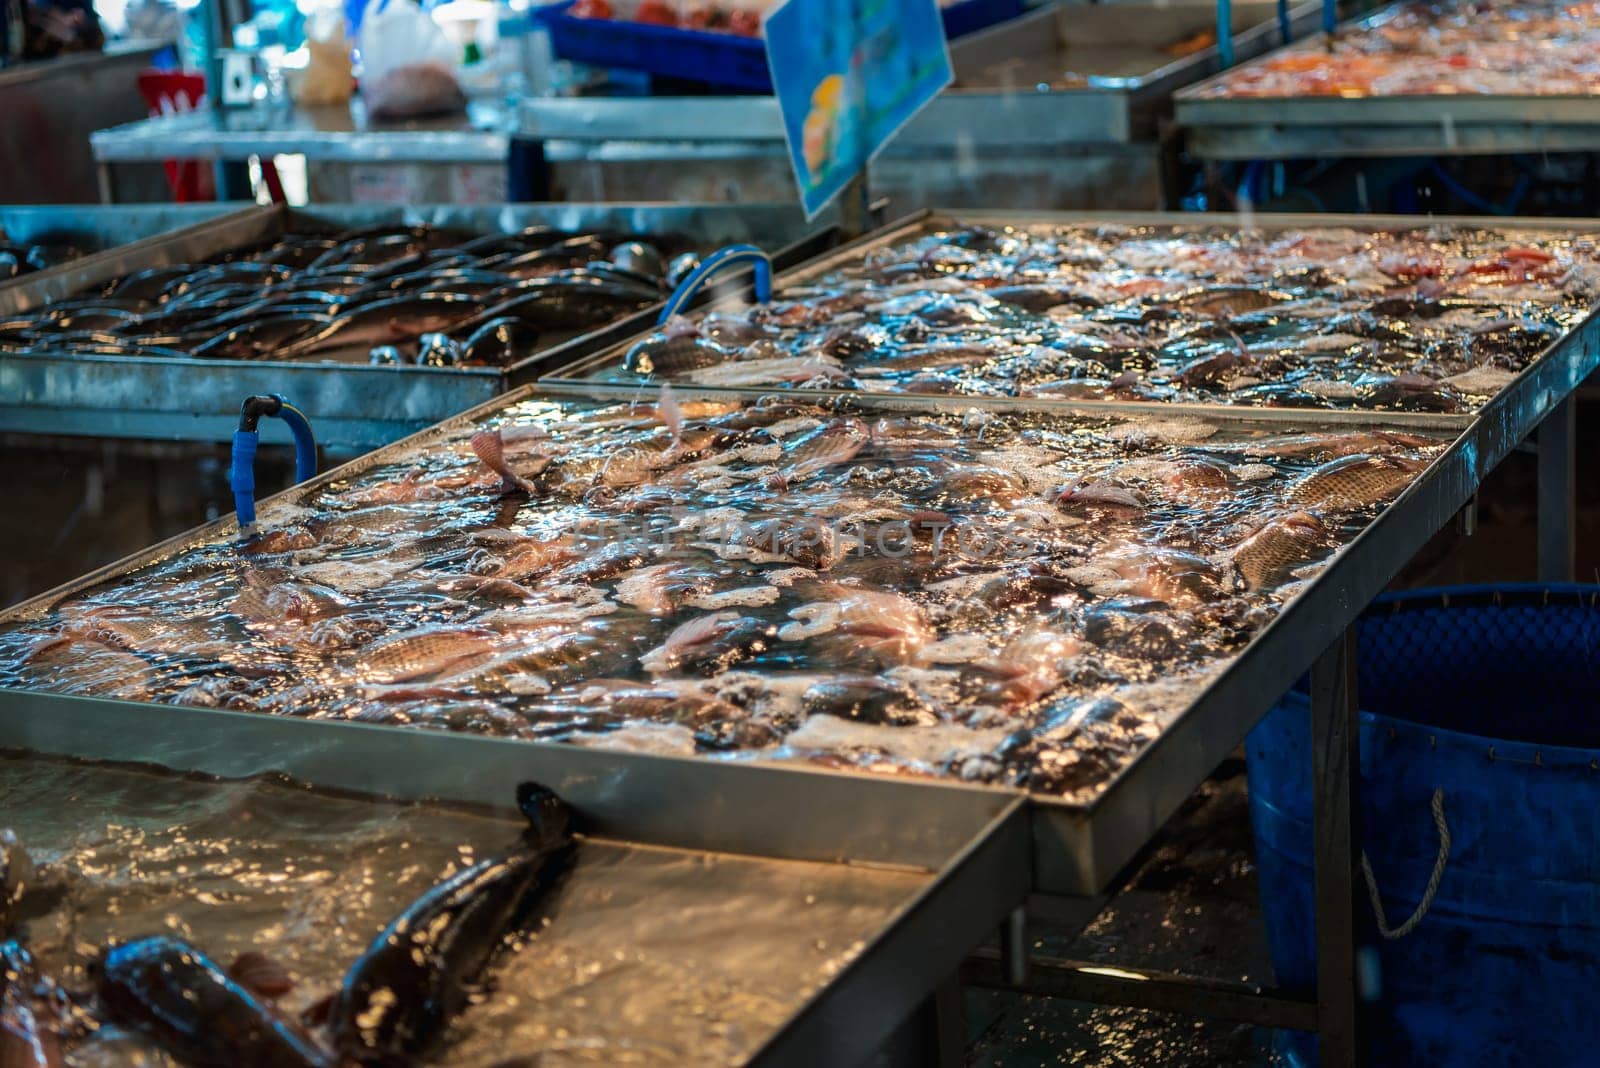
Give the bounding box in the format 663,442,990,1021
544,0,1024,93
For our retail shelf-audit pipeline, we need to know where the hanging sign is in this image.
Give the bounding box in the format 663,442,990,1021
764,0,952,218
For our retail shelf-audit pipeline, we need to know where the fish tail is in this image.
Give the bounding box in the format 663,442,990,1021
515,782,572,848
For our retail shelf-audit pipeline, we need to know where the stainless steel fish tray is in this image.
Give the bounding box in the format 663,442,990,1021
0,723,1025,1067
547,207,1600,434
0,204,246,294
0,202,835,449
1174,1,1600,159
0,378,1509,903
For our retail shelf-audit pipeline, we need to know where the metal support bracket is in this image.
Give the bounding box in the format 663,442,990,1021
962,949,1319,1032
1537,394,1577,583
1311,627,1371,1066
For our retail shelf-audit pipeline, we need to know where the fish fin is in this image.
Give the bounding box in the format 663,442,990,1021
659,383,683,450
516,782,572,848
300,990,336,1028
228,950,295,1000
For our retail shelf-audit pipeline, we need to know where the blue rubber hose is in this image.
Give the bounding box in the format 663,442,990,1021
1323,0,1336,35
1277,0,1291,43
275,400,319,483
230,429,260,529
658,244,773,324
229,393,318,533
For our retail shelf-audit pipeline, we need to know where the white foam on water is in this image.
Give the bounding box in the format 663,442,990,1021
785,714,1010,766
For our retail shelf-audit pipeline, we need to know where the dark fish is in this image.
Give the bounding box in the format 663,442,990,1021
609,241,666,279
192,316,332,361
623,332,727,376
1081,599,1193,662
94,936,333,1067
639,612,775,675
459,275,657,333
666,252,701,288
227,952,295,1000
490,235,613,278
282,295,480,358
460,317,537,367
986,283,1101,313
417,333,461,368
1354,372,1461,412
326,783,575,1066
446,226,564,259
802,677,934,726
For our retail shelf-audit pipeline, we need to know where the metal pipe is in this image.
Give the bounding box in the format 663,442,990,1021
1217,0,1236,68
962,949,1320,1032
999,906,1028,986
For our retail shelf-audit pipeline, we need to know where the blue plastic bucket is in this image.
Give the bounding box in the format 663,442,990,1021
1248,585,1600,1066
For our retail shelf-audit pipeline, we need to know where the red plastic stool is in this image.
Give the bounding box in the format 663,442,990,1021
136,69,286,203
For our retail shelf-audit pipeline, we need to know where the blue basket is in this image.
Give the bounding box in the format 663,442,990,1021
1249,584,1600,1066
544,0,1024,92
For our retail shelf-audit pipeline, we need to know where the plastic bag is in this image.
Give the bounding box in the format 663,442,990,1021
292,6,354,106
357,0,466,118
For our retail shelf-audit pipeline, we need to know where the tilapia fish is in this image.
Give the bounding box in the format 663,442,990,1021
327,783,575,1066
1288,454,1428,512
583,215,1596,414
0,397,1447,800
1229,512,1329,590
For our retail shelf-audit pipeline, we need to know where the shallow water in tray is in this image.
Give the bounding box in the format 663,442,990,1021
0,395,1450,802
579,220,1600,413
0,754,924,1066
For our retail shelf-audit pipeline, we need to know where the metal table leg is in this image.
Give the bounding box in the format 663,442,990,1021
96,161,116,205
1310,627,1370,1066
1538,394,1577,583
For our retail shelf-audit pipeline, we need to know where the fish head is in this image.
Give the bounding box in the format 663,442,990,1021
516,782,572,848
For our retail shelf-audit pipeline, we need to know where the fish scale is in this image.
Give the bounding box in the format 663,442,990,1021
1287,454,1428,511
359,627,501,684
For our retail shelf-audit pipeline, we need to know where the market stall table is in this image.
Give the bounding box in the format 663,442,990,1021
3,210,1594,1065
515,0,1319,209
1175,0,1600,159
89,98,516,204
0,201,833,447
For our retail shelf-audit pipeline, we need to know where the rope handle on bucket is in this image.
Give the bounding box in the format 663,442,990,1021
1361,788,1450,940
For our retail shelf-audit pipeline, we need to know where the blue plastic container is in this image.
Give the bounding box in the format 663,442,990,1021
544,0,1024,92
1249,585,1600,1066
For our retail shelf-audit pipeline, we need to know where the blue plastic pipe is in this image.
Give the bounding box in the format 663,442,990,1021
1217,0,1235,68
658,244,773,324
1323,0,1336,35
1277,0,1292,43
230,394,318,532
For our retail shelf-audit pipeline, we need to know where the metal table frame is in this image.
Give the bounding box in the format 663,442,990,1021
1173,2,1600,160
1,208,1591,1065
